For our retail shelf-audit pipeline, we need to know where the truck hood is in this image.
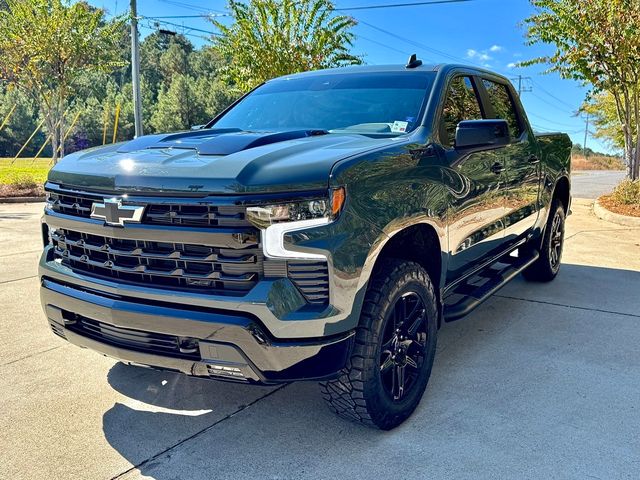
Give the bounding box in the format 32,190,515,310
48,129,400,195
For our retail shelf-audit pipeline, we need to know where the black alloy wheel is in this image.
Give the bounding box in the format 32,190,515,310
379,292,428,401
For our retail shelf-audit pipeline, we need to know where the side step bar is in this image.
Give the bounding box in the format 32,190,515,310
443,250,540,322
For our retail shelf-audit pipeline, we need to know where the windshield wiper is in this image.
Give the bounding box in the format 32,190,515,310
307,129,330,136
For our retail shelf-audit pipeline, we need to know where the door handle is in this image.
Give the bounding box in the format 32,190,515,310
528,155,540,165
490,162,505,174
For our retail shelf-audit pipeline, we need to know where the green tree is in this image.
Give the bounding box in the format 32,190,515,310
140,31,194,104
0,87,40,157
523,0,640,179
583,92,634,154
0,0,126,161
212,0,362,91
151,74,205,132
190,46,241,121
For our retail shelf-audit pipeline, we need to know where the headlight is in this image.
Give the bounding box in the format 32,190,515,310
246,187,346,260
246,187,345,229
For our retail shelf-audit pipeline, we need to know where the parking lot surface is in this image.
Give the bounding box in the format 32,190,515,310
571,170,626,199
1,193,639,480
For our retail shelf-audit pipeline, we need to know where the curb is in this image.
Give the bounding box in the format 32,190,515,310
0,196,45,204
593,198,640,227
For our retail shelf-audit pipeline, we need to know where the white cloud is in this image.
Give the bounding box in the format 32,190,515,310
507,62,517,69
466,49,492,62
489,45,503,53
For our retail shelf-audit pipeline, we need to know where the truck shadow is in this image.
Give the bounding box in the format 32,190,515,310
101,262,640,479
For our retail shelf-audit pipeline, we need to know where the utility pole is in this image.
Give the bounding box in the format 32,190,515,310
517,75,522,96
583,113,590,159
130,0,143,137
511,75,533,96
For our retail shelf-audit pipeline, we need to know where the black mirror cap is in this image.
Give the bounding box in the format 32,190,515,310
455,119,510,150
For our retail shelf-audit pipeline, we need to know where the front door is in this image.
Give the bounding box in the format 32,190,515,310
439,75,508,281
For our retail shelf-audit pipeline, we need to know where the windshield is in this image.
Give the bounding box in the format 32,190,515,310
211,72,435,135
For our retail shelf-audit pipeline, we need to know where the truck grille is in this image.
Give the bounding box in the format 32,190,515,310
51,228,262,294
68,315,200,360
45,185,330,304
46,187,251,228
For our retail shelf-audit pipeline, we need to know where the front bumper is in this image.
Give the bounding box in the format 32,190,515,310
40,277,354,384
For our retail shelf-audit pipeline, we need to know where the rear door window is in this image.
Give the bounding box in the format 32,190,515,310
481,79,524,139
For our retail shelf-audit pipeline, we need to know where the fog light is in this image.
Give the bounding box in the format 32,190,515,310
206,364,245,379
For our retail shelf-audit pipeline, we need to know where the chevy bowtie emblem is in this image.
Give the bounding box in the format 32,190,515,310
90,198,145,226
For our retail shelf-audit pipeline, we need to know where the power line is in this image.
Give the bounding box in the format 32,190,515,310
357,34,413,56
529,91,576,114
138,14,227,19
157,0,225,14
530,123,564,133
356,18,517,75
357,19,468,64
527,112,577,129
530,79,578,111
141,16,221,36
145,0,476,18
334,0,475,11
139,23,212,41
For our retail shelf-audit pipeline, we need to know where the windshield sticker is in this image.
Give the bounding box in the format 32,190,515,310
391,121,409,133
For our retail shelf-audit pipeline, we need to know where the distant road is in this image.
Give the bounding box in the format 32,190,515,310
571,170,626,199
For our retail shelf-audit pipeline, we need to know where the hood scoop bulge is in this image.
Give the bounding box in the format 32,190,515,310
117,129,329,156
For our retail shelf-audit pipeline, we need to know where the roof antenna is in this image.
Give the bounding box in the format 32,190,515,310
406,53,423,69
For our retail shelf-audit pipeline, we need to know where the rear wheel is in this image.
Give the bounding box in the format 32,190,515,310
320,259,438,430
523,199,566,282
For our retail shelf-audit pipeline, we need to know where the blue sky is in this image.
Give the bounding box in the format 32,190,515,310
91,0,609,153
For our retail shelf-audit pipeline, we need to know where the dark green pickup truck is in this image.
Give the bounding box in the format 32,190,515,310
39,59,571,429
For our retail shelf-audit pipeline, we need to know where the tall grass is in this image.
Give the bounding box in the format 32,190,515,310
572,154,625,171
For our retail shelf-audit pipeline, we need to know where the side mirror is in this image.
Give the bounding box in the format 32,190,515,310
190,124,205,131
455,119,510,150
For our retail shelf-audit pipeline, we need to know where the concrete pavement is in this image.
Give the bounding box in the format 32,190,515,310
570,170,626,199
1,198,639,480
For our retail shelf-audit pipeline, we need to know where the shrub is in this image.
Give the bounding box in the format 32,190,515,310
8,172,39,190
610,179,640,205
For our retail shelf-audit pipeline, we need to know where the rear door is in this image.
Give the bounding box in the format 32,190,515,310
477,78,541,243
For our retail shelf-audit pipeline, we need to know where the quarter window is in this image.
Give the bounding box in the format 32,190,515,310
440,76,483,148
481,79,523,139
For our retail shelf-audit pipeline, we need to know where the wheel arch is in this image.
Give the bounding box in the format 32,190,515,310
552,175,571,213
358,221,446,328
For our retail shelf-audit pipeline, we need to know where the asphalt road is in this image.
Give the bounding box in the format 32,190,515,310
1,197,639,480
570,170,626,199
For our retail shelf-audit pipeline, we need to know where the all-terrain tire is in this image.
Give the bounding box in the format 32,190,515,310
320,259,438,430
522,199,566,282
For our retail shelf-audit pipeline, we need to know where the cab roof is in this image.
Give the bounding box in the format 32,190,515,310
269,63,510,84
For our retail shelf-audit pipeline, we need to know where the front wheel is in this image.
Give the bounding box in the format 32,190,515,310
522,199,566,282
320,259,438,430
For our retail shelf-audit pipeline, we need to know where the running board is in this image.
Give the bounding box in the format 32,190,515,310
443,250,540,322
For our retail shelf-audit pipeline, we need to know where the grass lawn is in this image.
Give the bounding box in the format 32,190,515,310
0,158,52,197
